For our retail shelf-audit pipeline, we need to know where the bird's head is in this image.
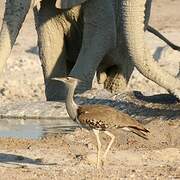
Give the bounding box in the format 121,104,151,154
52,76,81,88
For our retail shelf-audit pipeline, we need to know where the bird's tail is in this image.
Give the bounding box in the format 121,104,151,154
128,127,149,140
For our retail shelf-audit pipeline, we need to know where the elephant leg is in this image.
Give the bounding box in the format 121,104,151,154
104,0,149,93
104,0,152,93
103,0,150,93
70,0,116,92
36,1,68,101
96,0,150,94
0,0,32,76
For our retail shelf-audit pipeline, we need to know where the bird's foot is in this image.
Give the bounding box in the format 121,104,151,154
97,159,104,169
86,153,103,168
101,155,107,167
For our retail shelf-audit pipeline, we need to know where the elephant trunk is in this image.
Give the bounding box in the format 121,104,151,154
0,0,32,75
122,0,180,98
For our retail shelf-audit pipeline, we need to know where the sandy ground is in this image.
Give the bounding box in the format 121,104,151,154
0,0,180,179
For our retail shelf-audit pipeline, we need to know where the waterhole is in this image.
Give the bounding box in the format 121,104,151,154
0,117,79,139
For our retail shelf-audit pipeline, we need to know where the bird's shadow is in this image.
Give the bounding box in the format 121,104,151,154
0,153,56,167
76,91,180,122
132,91,179,104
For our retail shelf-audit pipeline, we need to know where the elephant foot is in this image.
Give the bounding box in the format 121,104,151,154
97,70,127,93
104,73,127,93
45,80,67,101
101,66,128,93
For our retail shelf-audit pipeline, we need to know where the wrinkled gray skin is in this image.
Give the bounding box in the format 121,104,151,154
0,0,180,101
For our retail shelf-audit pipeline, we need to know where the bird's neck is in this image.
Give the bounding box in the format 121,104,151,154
66,84,78,120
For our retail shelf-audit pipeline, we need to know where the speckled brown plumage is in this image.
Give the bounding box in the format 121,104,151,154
78,104,147,130
77,104,149,139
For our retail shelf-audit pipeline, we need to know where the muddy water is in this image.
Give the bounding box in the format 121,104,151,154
0,118,79,139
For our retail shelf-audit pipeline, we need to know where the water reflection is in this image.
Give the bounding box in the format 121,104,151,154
0,117,79,139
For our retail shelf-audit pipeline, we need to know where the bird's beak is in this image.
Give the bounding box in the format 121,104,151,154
51,77,66,83
51,76,82,83
76,78,82,83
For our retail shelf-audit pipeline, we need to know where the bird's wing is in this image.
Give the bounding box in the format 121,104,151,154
78,105,149,133
126,127,149,140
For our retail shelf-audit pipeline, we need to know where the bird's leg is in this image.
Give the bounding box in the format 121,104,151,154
103,131,115,163
93,129,102,169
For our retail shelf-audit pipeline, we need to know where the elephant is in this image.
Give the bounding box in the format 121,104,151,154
0,0,179,101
